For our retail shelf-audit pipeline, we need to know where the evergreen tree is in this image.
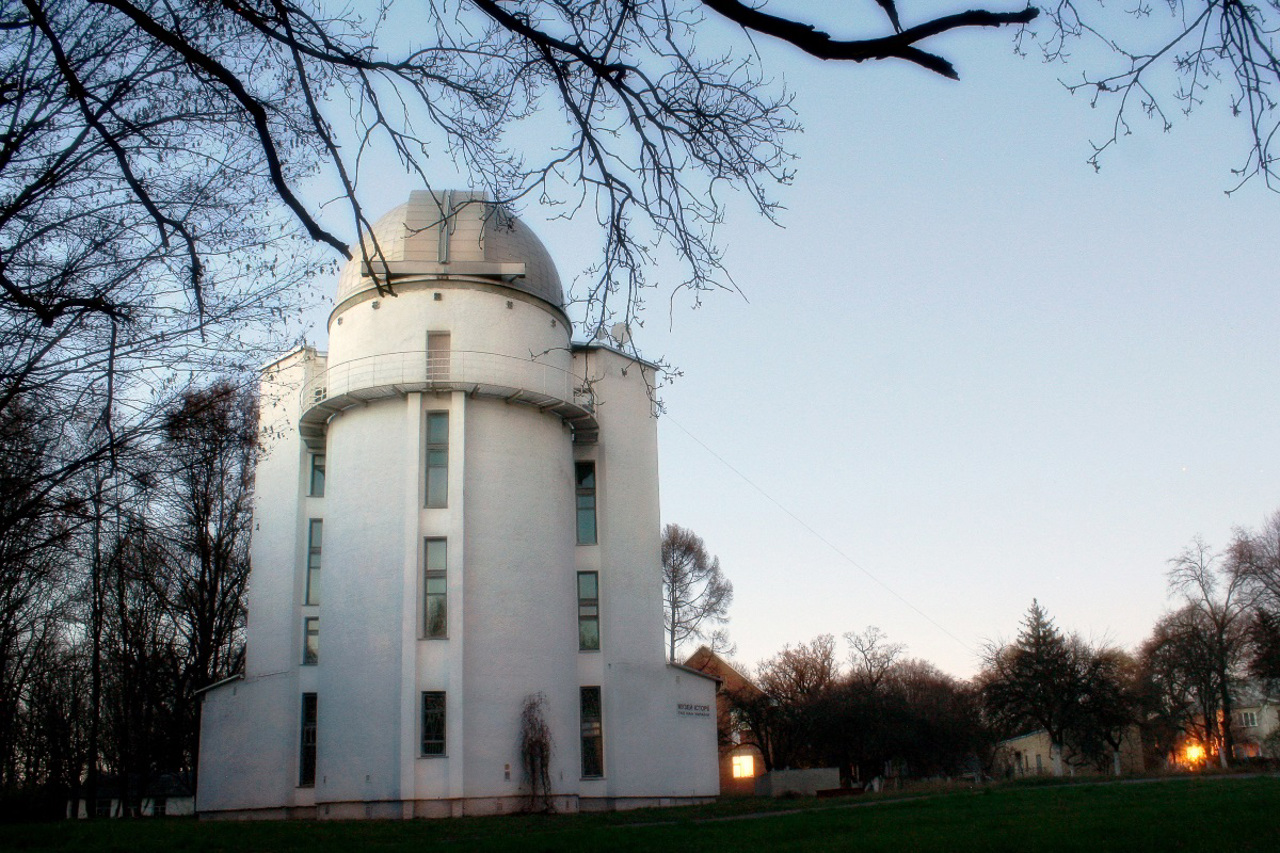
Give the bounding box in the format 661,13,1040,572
980,601,1083,776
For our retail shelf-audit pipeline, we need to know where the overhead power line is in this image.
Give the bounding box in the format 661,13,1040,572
664,413,975,656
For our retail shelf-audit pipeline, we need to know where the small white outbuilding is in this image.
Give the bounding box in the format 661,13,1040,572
196,191,719,819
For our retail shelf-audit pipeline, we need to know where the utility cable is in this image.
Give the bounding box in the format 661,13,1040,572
664,413,975,656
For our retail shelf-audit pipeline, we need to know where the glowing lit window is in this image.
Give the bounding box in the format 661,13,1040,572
731,754,755,778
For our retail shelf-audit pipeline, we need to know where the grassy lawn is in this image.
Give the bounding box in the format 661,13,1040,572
6,776,1279,852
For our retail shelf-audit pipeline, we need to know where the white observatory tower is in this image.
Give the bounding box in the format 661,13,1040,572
197,191,718,819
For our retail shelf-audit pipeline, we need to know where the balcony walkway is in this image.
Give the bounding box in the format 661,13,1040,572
298,350,598,449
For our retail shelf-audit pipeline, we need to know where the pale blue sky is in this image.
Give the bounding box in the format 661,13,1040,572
303,7,1279,677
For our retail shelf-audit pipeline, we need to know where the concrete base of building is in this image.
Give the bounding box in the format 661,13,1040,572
578,795,716,812
199,805,320,820
199,793,717,821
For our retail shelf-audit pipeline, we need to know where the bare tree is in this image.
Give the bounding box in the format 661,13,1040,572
99,516,182,817
845,625,906,690
1140,606,1229,767
1,0,1041,384
1229,510,1280,618
0,398,78,800
728,632,990,781
1037,0,1280,192
0,0,322,569
1165,537,1254,767
756,634,840,705
152,382,257,779
1226,511,1280,692
661,523,732,662
1069,644,1140,777
745,634,839,771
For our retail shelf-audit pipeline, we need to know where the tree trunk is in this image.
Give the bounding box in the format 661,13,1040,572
86,479,104,820
1112,747,1122,777
1050,741,1064,777
1219,673,1234,769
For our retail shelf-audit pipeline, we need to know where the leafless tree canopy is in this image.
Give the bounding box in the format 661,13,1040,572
1230,510,1280,612
727,631,987,779
662,522,732,662
1,0,1042,374
846,625,906,690
1036,0,1280,191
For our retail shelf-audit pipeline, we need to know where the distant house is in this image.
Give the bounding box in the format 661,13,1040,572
1150,683,1280,768
994,728,1145,778
1228,684,1279,760
683,646,766,795
68,772,194,819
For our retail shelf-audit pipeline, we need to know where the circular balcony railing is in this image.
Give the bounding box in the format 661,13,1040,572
298,350,597,447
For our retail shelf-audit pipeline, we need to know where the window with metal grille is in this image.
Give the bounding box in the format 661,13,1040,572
421,692,446,756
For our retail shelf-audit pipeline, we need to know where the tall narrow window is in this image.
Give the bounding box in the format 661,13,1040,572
426,332,451,381
309,454,325,497
424,538,447,638
421,692,446,756
577,572,599,651
302,617,319,665
299,693,317,786
426,412,449,508
580,686,604,777
575,462,597,545
305,519,323,605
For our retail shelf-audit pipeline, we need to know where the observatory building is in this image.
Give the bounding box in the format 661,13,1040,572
197,191,718,819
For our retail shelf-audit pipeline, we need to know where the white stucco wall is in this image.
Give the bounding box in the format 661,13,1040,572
199,349,324,816
315,396,414,805
245,348,325,680
461,398,578,800
327,281,570,372
197,674,299,813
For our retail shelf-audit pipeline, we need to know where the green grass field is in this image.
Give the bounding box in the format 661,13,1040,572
6,776,1279,852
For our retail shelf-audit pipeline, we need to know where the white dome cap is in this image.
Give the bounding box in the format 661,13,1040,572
336,189,564,308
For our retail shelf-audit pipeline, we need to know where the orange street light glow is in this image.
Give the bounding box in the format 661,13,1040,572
1184,744,1205,763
